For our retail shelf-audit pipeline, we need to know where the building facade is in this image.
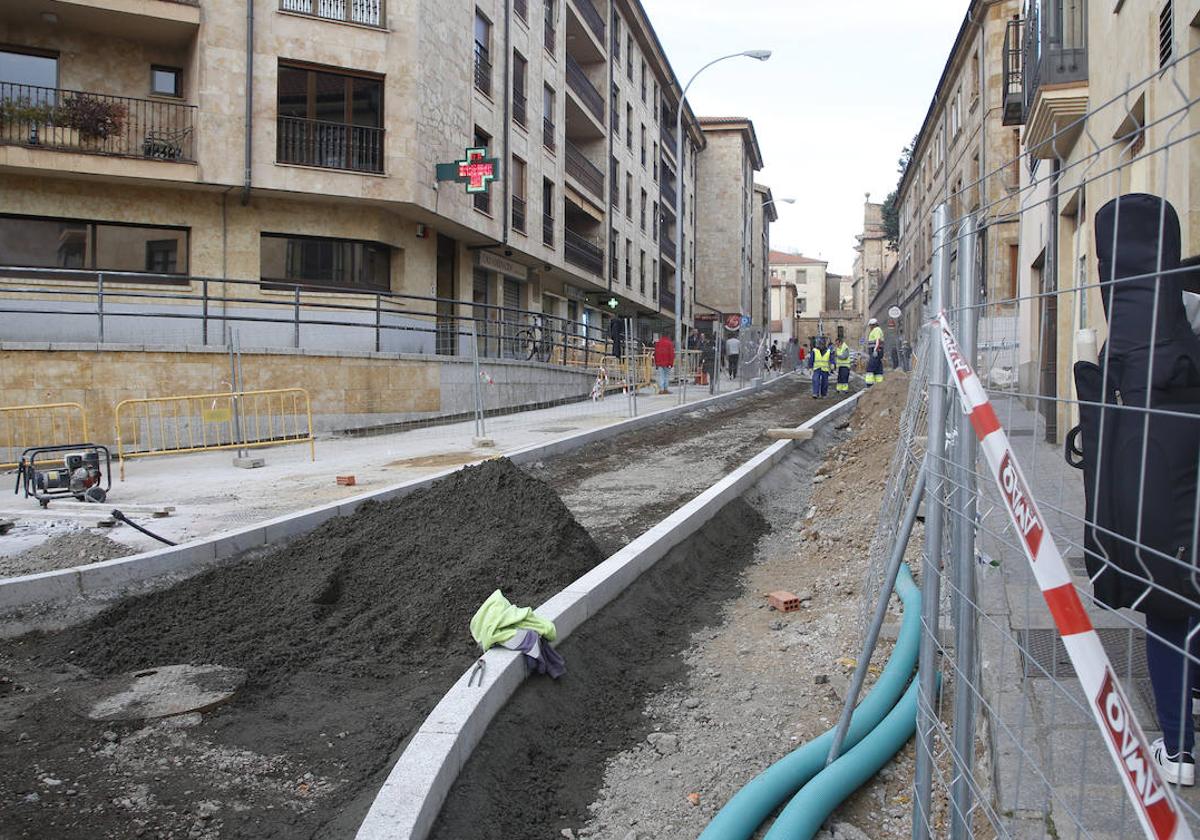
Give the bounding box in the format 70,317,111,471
850,195,897,319
892,0,1022,348
0,0,706,352
750,183,777,330
768,250,860,348
692,116,763,333
1005,0,1200,442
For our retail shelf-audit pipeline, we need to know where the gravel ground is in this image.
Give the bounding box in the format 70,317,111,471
568,374,923,840
0,531,135,579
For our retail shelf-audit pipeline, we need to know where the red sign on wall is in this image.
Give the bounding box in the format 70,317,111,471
724,314,742,331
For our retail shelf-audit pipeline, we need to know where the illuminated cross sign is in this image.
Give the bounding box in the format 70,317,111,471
436,147,500,194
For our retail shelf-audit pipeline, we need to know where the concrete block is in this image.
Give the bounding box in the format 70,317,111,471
419,650,525,755
262,502,342,543
354,731,463,840
0,568,81,612
78,540,218,595
212,525,267,560
535,589,591,640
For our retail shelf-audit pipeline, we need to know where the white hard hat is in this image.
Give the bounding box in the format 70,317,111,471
868,318,878,325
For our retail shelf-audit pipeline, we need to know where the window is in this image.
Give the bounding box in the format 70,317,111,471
611,11,620,59
475,10,492,95
543,84,556,150
639,249,645,294
652,201,658,241
542,178,554,245
276,63,384,172
625,172,632,217
512,51,527,126
653,142,658,180
261,233,389,292
473,127,492,214
610,227,618,279
543,0,555,52
640,60,647,101
640,124,646,167
610,157,619,207
611,85,619,133
515,0,528,22
626,36,633,80
150,65,182,98
511,156,527,233
640,189,647,232
1159,0,1174,68
625,238,632,286
0,48,57,92
626,104,633,147
0,214,190,281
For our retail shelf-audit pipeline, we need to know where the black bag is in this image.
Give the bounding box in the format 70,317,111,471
1067,194,1200,619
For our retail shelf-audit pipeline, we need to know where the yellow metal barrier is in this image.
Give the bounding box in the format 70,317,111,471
114,388,315,480
0,402,90,470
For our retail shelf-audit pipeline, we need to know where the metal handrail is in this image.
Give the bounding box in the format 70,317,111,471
278,0,385,27
474,43,492,96
0,82,197,162
563,229,603,275
276,115,384,173
565,55,604,122
511,194,527,232
0,267,616,359
565,140,604,198
569,0,605,42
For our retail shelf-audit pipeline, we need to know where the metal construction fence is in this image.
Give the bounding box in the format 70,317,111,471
0,402,89,471
851,37,1200,840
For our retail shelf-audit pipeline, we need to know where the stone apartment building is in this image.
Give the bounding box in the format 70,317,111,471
892,0,1022,348
0,0,704,353
692,116,763,333
750,183,777,330
1005,0,1200,442
767,250,861,348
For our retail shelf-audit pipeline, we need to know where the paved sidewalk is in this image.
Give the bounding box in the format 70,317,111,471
971,395,1200,838
0,373,786,562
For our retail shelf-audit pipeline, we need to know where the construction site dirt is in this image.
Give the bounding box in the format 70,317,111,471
0,375,857,839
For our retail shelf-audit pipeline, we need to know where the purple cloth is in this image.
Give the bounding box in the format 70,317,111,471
508,628,567,679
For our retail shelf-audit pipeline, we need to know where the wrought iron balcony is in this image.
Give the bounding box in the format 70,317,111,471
543,118,556,152
277,115,384,173
565,140,604,199
660,124,677,156
659,285,675,313
660,232,676,261
513,89,527,127
474,43,492,96
660,179,677,212
1001,17,1025,126
543,213,555,246
1023,0,1087,117
570,0,605,44
564,229,603,275
566,55,604,123
279,0,385,27
0,83,197,162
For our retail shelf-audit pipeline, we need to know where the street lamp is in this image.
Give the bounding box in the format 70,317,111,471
672,49,771,358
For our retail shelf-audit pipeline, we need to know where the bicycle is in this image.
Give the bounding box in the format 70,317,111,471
516,324,553,363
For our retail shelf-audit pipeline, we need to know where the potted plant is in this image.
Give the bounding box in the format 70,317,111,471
61,94,127,147
0,97,54,144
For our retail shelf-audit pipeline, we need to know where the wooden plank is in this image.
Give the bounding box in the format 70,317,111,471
764,428,815,440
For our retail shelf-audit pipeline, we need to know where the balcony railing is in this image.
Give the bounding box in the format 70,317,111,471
660,232,676,260
565,140,604,199
277,115,384,173
564,229,603,275
511,195,527,233
660,124,677,155
543,117,556,152
474,44,492,96
0,83,197,162
570,0,605,44
1022,0,1088,117
1002,17,1025,125
659,285,675,313
513,89,527,127
566,55,604,123
660,180,678,212
543,214,555,246
279,0,385,27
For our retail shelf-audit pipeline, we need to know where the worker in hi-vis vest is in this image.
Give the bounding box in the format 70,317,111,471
865,318,885,385
810,338,831,399
834,337,852,394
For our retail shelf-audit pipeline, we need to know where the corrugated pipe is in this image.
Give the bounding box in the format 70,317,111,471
762,673,938,839
697,563,922,840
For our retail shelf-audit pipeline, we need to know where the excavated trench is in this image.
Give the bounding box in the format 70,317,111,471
0,376,848,839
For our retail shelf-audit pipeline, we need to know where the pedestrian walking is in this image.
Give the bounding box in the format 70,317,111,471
811,338,831,399
865,318,885,385
900,338,913,372
834,336,852,394
652,332,674,394
787,336,800,371
726,334,741,380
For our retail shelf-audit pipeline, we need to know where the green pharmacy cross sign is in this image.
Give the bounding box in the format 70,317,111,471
436,147,500,194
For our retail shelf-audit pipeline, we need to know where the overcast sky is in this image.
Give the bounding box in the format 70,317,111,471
641,0,968,273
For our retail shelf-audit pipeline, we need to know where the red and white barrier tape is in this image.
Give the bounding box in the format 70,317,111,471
935,312,1191,840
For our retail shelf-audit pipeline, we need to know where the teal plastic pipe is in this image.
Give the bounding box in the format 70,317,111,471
697,564,921,840
762,674,931,839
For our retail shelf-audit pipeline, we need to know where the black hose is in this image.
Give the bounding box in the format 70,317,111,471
110,509,177,546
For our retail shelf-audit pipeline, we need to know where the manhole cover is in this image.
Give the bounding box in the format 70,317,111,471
73,664,246,722
1017,627,1148,680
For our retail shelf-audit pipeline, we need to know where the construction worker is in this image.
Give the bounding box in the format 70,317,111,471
834,336,852,394
865,318,885,385
811,338,831,399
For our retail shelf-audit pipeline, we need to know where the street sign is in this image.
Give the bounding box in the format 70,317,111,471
740,315,751,329
724,314,742,331
888,305,902,319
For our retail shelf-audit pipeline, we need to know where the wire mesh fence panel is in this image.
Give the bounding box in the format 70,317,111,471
906,30,1200,840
